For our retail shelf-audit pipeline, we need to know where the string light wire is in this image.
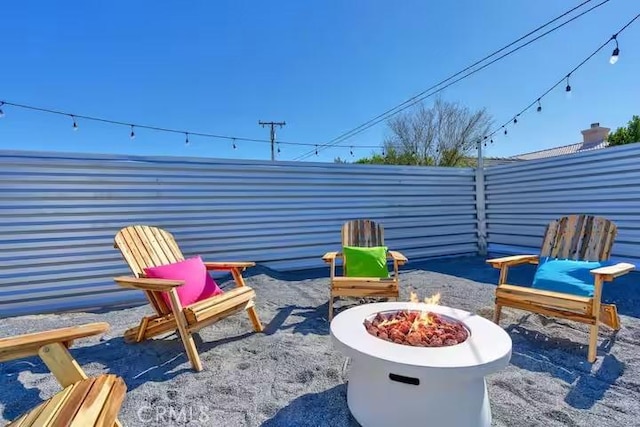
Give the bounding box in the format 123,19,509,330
483,13,639,142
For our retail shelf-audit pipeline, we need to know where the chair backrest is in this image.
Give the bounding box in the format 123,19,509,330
540,215,617,262
114,225,186,315
341,219,385,247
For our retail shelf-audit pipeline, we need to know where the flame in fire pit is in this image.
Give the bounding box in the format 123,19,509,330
364,292,469,347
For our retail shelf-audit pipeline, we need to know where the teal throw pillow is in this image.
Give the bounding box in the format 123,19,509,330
343,246,389,278
531,258,612,297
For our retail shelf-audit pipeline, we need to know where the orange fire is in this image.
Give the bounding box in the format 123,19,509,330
408,291,442,332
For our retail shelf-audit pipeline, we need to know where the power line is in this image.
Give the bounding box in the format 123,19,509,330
0,100,383,149
482,12,639,146
294,0,609,160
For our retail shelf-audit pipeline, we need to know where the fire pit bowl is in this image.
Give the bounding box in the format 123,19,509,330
331,302,512,427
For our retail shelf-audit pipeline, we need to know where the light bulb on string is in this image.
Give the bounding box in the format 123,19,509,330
71,115,78,131
537,99,542,113
513,116,518,124
232,138,237,150
565,75,572,99
315,145,318,156
503,126,507,136
490,138,494,144
130,125,136,140
610,35,620,64
350,146,354,156
185,132,190,145
277,143,281,154
0,102,5,118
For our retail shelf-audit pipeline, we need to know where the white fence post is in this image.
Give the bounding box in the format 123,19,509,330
475,141,487,256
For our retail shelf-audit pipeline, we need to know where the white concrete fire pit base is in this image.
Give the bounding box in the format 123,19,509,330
331,302,512,427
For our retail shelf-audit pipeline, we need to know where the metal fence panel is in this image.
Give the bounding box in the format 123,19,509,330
485,143,640,264
0,150,478,317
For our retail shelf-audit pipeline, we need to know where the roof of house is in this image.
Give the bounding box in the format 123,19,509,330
509,140,609,161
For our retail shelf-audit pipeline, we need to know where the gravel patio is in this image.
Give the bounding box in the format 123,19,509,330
1,256,639,426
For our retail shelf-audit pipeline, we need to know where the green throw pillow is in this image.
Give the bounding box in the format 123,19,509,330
343,246,389,278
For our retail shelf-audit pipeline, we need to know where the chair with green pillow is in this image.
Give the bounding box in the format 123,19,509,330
487,214,635,362
322,219,408,320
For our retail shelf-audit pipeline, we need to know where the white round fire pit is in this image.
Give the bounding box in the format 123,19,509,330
331,302,512,427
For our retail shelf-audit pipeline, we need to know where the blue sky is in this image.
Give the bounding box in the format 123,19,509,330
1,1,638,162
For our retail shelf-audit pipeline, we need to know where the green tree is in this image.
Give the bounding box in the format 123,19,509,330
355,98,492,167
607,115,640,146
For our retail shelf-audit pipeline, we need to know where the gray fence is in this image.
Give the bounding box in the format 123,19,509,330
0,150,478,317
485,143,640,265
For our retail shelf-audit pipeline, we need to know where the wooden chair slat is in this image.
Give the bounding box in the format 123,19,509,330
95,377,127,427
68,375,116,427
149,227,183,264
132,225,164,267
341,219,384,247
539,215,615,262
51,377,96,425
29,383,75,426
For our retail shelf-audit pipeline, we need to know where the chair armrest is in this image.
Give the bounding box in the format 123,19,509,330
322,252,342,263
0,322,109,363
590,262,635,281
388,250,408,264
203,261,255,270
486,255,539,268
114,276,184,292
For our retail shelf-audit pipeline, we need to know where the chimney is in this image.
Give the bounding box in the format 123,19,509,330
581,122,610,147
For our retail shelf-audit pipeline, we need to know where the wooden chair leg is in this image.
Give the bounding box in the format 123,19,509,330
247,304,264,332
168,290,203,372
588,275,605,363
588,322,599,363
493,303,502,324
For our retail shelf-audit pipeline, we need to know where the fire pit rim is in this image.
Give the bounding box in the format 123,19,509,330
331,302,512,371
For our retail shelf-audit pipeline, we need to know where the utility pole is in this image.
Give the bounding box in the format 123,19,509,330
259,120,286,161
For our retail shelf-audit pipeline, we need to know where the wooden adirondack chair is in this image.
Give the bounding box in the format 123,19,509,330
0,322,126,427
487,215,635,362
323,219,408,321
113,225,264,372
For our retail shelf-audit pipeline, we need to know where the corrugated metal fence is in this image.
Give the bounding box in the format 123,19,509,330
0,150,478,317
485,143,640,265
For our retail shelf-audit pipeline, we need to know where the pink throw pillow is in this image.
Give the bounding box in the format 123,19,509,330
143,256,223,308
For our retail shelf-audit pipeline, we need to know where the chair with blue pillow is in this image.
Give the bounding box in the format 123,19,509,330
487,215,635,362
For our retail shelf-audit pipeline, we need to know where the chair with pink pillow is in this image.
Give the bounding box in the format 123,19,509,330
113,225,263,372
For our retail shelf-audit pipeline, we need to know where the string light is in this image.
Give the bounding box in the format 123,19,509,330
185,132,190,145
232,138,237,149
536,99,542,112
350,146,354,156
513,116,518,124
610,35,620,64
277,142,281,154
0,101,5,118
565,75,572,98
71,115,78,131
315,145,318,156
130,125,136,140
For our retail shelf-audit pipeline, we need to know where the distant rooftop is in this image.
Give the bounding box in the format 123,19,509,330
509,122,610,161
